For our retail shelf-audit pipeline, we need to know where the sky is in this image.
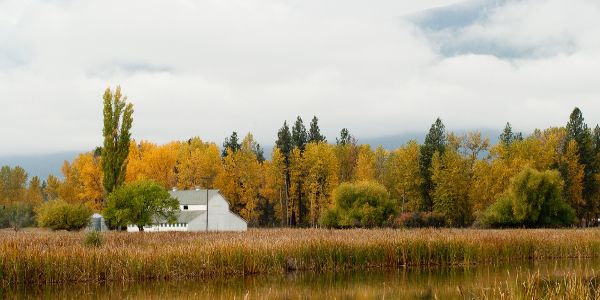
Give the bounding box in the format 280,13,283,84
1,0,600,156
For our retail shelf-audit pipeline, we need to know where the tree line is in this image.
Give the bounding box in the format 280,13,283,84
2,86,599,229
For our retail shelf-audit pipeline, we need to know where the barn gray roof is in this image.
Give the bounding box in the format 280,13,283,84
169,189,220,205
154,210,205,223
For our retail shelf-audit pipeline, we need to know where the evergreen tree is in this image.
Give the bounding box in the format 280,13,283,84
101,86,134,197
222,131,241,157
291,116,308,152
276,121,293,164
565,107,597,224
336,128,353,145
419,118,447,211
499,122,523,146
275,121,293,226
308,116,326,143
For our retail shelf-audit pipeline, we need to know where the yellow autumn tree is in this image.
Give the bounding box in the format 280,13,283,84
288,147,305,226
58,152,104,210
384,141,424,212
125,141,180,189
560,140,585,219
214,133,263,225
302,142,339,227
260,147,287,226
355,144,375,182
431,143,472,227
177,138,222,189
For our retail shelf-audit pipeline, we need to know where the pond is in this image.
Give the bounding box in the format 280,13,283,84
2,258,598,299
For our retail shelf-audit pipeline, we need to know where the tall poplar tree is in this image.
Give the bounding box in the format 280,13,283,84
308,116,326,143
101,86,134,197
419,118,446,211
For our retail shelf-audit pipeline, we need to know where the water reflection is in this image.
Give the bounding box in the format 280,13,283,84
2,259,598,299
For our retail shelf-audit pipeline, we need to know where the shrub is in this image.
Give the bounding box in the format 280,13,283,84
36,200,93,231
83,231,104,247
479,168,576,228
394,212,447,228
320,181,396,228
0,203,36,231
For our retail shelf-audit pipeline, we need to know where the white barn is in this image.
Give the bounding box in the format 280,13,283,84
127,189,247,232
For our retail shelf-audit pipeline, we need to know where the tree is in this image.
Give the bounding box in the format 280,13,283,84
177,139,222,189
291,116,308,152
430,145,472,227
103,180,179,231
222,131,241,157
336,128,353,145
302,142,339,227
275,121,293,225
419,118,447,211
480,168,576,228
355,145,375,182
0,166,28,206
335,128,358,182
215,133,263,225
559,140,585,221
102,86,134,197
565,107,597,224
384,141,424,212
321,181,395,228
499,122,523,146
26,176,43,206
308,116,326,143
44,175,61,201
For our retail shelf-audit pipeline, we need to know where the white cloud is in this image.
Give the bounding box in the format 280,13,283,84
0,0,599,155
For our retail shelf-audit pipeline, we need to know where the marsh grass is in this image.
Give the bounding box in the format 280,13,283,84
1,228,600,284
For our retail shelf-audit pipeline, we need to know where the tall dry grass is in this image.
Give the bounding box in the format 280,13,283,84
1,228,600,284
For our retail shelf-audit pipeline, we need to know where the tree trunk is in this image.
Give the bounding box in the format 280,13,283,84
138,225,144,232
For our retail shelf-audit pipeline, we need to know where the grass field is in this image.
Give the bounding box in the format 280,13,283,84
1,228,600,285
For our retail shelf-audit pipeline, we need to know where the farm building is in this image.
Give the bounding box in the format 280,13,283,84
127,189,247,232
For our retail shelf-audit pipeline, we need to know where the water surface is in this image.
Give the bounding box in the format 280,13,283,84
2,258,598,299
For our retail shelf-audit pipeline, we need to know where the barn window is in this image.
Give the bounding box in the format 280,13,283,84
183,205,188,210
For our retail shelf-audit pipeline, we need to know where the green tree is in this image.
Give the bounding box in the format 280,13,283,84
102,86,134,197
222,131,241,157
275,121,293,225
103,180,179,231
292,116,308,152
308,116,326,143
565,107,596,224
336,128,353,145
499,122,523,146
419,118,446,211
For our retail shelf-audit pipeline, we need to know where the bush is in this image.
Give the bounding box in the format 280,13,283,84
83,231,104,247
320,181,396,228
479,168,577,228
0,203,36,231
36,200,93,231
394,212,447,228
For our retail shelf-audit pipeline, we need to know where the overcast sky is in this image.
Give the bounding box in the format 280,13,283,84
1,0,600,156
